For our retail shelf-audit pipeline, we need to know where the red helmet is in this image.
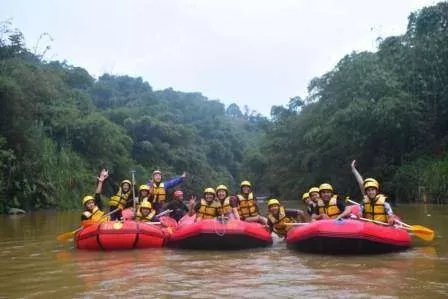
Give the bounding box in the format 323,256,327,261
174,190,184,198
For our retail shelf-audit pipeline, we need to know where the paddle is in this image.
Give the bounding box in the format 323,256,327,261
346,199,435,241
155,209,173,217
285,222,309,226
56,208,119,242
394,219,435,241
130,169,137,219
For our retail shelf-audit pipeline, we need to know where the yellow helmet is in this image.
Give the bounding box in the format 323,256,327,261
121,179,132,186
240,180,252,187
216,185,228,192
319,183,333,192
267,198,280,206
308,187,320,194
204,187,216,195
302,192,309,200
82,195,94,205
140,200,152,209
364,177,379,185
364,180,380,190
139,184,150,192
152,169,162,176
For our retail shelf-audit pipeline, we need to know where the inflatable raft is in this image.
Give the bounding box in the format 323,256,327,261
75,218,176,250
286,219,411,254
168,216,273,250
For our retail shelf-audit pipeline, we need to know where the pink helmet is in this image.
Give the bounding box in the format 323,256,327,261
174,190,184,198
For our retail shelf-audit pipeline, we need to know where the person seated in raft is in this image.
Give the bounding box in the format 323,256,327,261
147,169,187,214
267,199,304,237
81,169,109,225
134,200,157,222
162,190,189,222
307,187,320,220
308,187,320,204
215,184,240,220
341,179,398,225
350,160,380,196
107,178,135,221
301,192,313,219
312,183,352,220
138,184,152,202
236,180,268,225
188,188,222,221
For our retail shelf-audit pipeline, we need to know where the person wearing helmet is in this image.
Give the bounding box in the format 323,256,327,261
312,183,351,220
81,169,109,224
301,192,314,219
147,169,187,214
348,180,397,225
236,180,265,224
188,188,221,221
107,178,135,221
351,160,380,196
215,184,240,220
161,190,189,222
266,199,305,237
138,184,152,202
308,187,320,204
307,187,320,217
134,200,156,222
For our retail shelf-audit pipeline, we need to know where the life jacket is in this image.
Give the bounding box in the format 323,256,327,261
152,182,166,203
237,192,258,219
82,206,106,223
267,206,293,237
108,188,132,209
140,196,150,203
135,208,156,222
218,197,233,216
197,199,221,220
363,194,388,222
316,195,341,219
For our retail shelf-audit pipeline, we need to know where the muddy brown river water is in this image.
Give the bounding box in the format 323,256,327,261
0,204,446,298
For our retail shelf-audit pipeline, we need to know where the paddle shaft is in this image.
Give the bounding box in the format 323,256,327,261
57,208,120,241
347,199,360,206
130,170,137,219
155,209,173,218
351,215,388,226
346,199,435,241
394,219,412,228
347,199,412,228
285,222,309,226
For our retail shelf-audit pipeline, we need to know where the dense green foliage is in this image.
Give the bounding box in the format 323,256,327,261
1,2,448,213
261,2,448,203
0,24,266,213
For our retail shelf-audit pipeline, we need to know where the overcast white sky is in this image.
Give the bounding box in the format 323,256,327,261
1,0,438,115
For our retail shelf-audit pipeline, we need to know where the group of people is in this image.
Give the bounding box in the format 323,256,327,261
300,160,398,226
79,159,398,238
80,168,187,224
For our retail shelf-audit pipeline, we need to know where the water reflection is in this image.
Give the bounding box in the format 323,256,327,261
0,205,447,298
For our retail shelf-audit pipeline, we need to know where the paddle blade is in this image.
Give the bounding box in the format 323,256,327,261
56,230,76,242
411,225,435,241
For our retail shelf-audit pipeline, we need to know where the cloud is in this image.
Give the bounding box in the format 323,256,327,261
1,0,438,115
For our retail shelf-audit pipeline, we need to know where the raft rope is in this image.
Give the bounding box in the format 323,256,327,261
214,215,228,236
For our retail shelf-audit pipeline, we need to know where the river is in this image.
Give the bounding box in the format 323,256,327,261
0,204,446,298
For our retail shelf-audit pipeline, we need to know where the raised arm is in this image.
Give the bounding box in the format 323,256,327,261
188,195,197,216
164,172,187,189
351,160,366,195
95,169,109,194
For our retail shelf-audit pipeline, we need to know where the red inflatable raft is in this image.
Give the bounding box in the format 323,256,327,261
75,220,172,250
286,219,411,254
168,216,273,250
